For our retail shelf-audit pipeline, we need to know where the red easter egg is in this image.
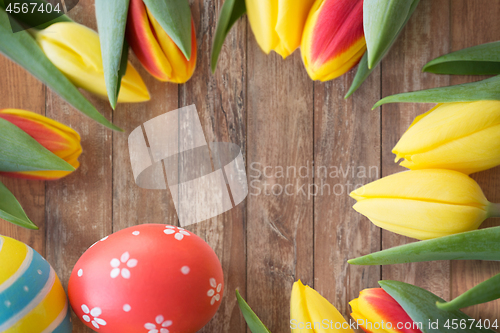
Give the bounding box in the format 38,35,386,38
68,224,224,333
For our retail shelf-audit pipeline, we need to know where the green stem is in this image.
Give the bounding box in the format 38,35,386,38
436,273,500,311
488,202,500,218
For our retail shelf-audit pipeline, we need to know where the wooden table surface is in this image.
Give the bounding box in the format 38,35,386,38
1,0,500,332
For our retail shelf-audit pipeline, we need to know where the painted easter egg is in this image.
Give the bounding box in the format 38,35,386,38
0,235,72,333
68,224,224,333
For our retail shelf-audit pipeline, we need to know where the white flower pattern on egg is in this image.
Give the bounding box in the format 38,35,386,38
144,315,173,333
81,304,107,329
207,278,222,305
110,252,138,279
163,226,190,241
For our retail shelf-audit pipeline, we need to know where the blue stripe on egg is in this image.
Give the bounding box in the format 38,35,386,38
0,247,50,325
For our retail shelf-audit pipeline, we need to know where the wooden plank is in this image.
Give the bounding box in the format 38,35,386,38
112,61,179,231
450,0,500,321
44,3,113,332
313,69,381,316
0,56,46,256
246,44,314,332
380,0,451,298
178,0,247,332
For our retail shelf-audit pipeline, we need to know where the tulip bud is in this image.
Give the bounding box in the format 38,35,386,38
301,0,365,81
0,109,82,180
126,0,197,83
291,280,354,332
350,169,500,240
394,101,500,175
245,0,315,59
350,288,422,333
35,22,150,103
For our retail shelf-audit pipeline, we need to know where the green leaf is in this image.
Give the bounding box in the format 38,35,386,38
211,0,246,73
380,280,496,333
373,75,500,108
236,290,272,333
347,0,419,97
0,7,122,131
363,0,419,69
423,41,500,75
143,0,192,60
0,118,74,172
349,227,500,265
0,180,38,229
95,0,130,109
436,273,500,311
0,0,71,31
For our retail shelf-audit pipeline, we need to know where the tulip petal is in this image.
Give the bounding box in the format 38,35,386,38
0,180,38,230
127,0,196,83
95,0,131,109
142,0,192,59
0,8,121,131
393,101,500,174
246,0,315,59
373,75,500,109
351,169,489,207
348,226,500,265
354,198,487,240
36,22,150,103
350,288,422,333
301,0,365,81
291,280,354,332
379,280,496,333
423,41,500,75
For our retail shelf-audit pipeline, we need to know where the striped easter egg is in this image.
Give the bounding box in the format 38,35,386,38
0,235,72,333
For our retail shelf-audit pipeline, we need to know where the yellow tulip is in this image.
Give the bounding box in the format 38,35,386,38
393,101,500,175
350,169,500,240
35,22,150,103
291,280,354,332
246,0,315,59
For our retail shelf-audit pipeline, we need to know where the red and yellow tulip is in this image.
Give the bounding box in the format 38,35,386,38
301,0,365,81
245,0,315,59
126,0,197,83
350,288,422,333
0,109,81,180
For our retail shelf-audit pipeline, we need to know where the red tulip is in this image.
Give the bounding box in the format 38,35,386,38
0,109,81,180
350,288,422,333
301,0,365,81
126,0,197,83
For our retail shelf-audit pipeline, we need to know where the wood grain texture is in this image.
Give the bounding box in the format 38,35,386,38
179,0,247,332
380,0,452,299
0,1,500,332
313,67,381,319
450,0,500,321
246,40,314,332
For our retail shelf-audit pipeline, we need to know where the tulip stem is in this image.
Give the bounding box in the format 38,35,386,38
488,203,500,218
